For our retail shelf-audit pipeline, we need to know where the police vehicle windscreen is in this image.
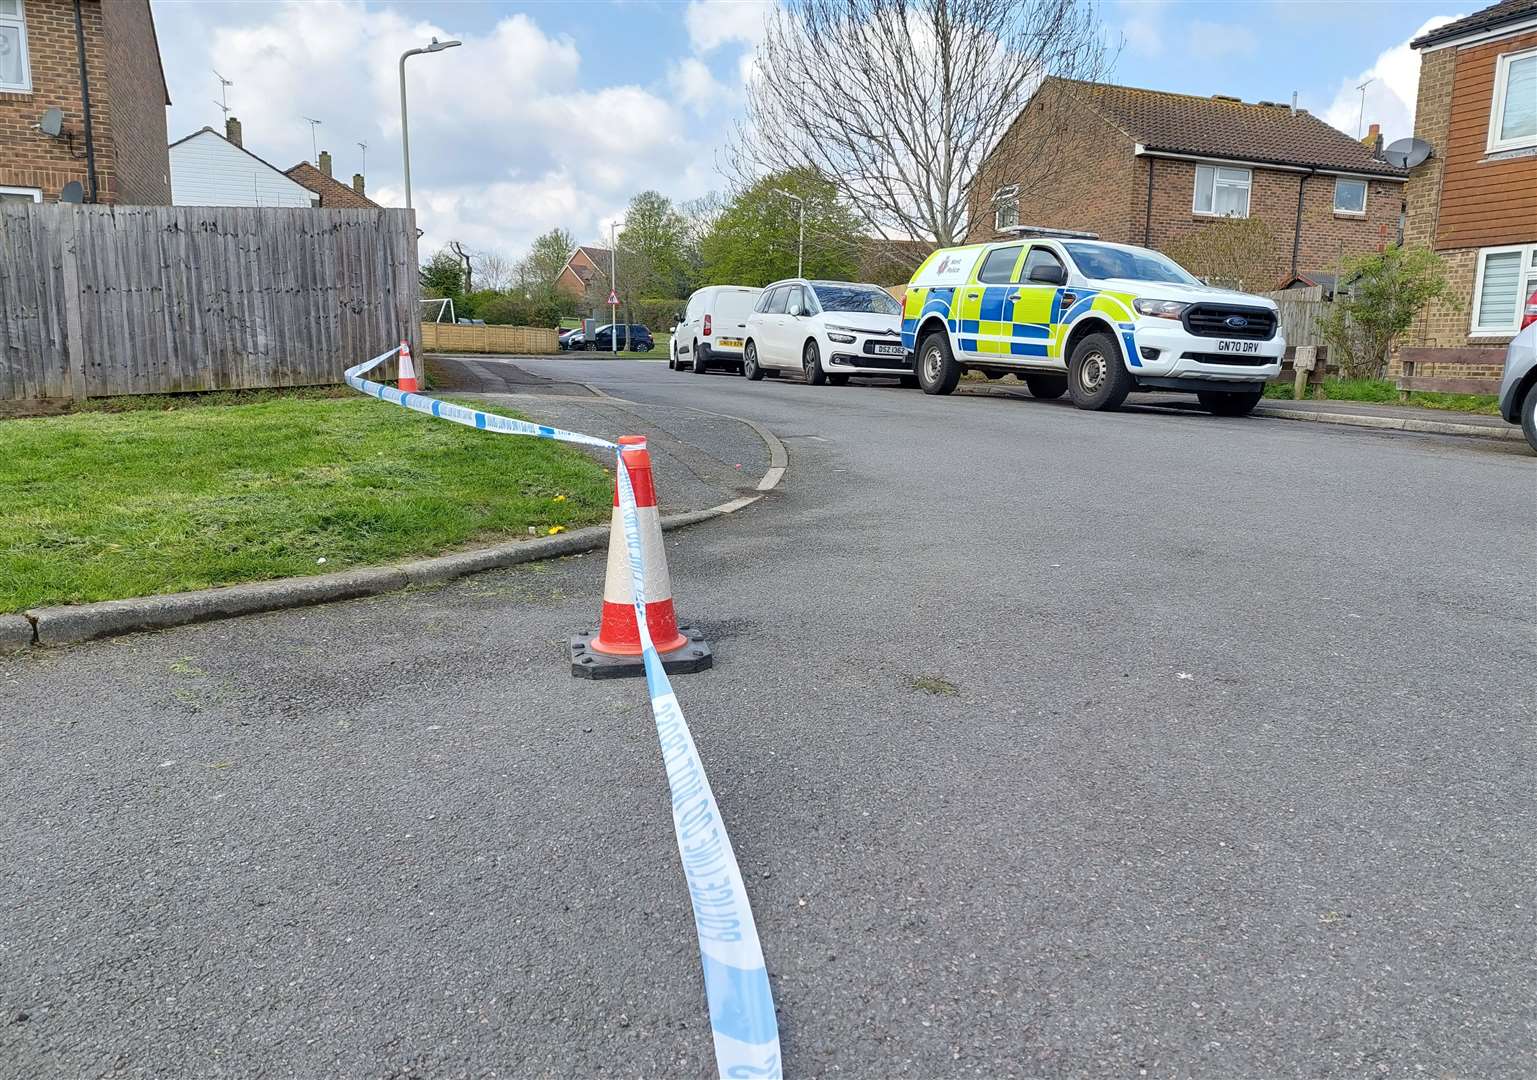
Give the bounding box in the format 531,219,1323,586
1064,244,1200,285
812,283,901,315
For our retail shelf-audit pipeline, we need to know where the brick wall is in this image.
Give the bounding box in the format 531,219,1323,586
99,0,169,204
1142,157,1402,284
0,0,167,204
1402,46,1454,250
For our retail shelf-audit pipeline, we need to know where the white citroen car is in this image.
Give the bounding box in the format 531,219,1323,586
741,279,912,386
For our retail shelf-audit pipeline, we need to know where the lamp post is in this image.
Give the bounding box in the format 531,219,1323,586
609,219,623,355
398,36,461,209
772,188,804,278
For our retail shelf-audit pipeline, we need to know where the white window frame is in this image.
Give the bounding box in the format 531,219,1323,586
1470,242,1537,337
0,184,41,202
1487,47,1537,153
1333,177,1368,216
1193,164,1251,218
993,185,1019,232
0,0,31,93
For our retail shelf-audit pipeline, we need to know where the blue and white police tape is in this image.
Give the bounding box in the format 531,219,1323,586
345,348,783,1079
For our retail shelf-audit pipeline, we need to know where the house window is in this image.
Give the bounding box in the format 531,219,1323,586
993,185,1019,232
0,0,31,92
1471,244,1537,335
1193,165,1250,217
0,185,41,202
1333,178,1367,215
1488,48,1537,152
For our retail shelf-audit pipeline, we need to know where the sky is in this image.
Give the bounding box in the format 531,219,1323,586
149,0,1467,264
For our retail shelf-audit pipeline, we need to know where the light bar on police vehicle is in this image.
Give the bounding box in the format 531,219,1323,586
1000,224,1100,240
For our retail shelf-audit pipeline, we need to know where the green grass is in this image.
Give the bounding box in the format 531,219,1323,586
0,394,613,612
1263,377,1501,416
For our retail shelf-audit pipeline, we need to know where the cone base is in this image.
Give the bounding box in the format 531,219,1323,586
569,626,713,680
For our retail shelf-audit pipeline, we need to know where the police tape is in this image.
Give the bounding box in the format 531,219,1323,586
345,348,783,1079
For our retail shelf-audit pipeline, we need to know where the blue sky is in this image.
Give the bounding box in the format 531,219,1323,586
149,0,1464,260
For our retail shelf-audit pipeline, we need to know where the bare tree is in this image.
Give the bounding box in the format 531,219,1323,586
736,0,1110,247
475,249,516,292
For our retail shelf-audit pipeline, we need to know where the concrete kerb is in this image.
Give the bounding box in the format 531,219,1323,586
9,400,788,651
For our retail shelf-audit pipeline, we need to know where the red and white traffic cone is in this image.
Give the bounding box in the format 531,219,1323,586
397,338,419,393
570,436,712,679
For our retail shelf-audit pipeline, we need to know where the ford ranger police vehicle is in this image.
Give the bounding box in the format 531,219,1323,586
902,230,1285,415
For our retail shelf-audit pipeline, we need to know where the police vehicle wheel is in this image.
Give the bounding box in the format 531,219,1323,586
1024,373,1067,400
743,342,765,381
1197,389,1263,417
693,342,710,374
1067,333,1132,411
828,374,850,386
917,331,960,395
803,340,827,386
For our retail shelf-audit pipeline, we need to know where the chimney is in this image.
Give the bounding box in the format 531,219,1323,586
225,115,242,148
1361,122,1380,147
352,173,366,196
319,150,332,177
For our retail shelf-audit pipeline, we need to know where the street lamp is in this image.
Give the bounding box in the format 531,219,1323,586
772,188,804,278
398,36,461,209
609,218,624,355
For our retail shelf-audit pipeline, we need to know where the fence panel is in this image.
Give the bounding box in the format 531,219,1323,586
1257,288,1327,350
420,322,560,354
0,204,419,401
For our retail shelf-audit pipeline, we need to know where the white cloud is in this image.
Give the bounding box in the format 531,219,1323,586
1318,15,1462,143
669,56,735,113
1186,21,1256,60
684,0,773,53
154,0,713,259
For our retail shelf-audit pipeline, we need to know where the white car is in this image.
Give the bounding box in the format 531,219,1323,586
671,285,763,374
904,233,1286,414
742,279,911,385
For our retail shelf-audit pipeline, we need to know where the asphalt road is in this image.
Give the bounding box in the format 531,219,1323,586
3,358,1533,1079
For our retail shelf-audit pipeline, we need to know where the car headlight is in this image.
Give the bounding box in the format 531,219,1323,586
826,332,856,344
1133,298,1189,320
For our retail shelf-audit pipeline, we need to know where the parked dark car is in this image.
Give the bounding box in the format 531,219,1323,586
589,323,654,352
558,327,583,350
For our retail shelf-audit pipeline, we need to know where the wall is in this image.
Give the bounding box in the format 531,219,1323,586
99,0,168,205
420,323,559,355
170,131,315,207
1141,157,1402,284
0,204,419,401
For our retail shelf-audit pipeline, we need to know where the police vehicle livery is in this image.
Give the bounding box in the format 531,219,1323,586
901,232,1285,415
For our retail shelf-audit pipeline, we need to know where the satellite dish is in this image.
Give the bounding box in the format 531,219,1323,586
59,181,84,204
1383,137,1432,169
38,107,63,138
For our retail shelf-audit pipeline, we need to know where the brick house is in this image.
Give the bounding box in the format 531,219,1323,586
286,151,378,209
0,0,170,204
968,77,1407,289
556,245,612,298
1398,0,1537,383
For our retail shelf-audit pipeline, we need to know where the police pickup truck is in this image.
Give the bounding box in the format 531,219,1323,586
902,230,1285,416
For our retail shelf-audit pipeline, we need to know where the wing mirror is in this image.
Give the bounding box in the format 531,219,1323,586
1028,264,1068,286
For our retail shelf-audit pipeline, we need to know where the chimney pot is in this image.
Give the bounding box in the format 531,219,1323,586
225,116,242,148
352,173,365,196
319,150,332,177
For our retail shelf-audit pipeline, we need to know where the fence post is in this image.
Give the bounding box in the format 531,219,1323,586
59,215,87,400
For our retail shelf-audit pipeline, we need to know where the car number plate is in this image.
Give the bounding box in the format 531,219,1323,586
871,343,906,355
1216,339,1260,354
718,337,743,348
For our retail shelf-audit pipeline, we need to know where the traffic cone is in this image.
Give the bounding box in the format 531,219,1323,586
397,339,419,393
570,436,712,679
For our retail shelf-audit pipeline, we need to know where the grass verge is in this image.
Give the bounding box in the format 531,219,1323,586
1263,377,1501,416
0,395,613,612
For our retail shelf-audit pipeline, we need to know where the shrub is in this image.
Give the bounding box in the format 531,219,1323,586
1320,246,1454,379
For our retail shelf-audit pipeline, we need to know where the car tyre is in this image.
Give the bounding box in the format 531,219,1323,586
1024,373,1068,400
693,342,710,374
803,340,827,386
1521,386,1537,452
743,341,765,381
1066,332,1133,411
1197,389,1263,417
917,331,961,395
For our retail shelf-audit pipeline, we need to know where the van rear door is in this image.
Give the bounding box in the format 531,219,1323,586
711,287,761,351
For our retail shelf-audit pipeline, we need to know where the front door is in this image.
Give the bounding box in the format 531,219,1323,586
956,245,1024,362
1010,245,1067,366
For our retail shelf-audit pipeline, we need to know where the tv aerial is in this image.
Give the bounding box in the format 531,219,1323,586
304,116,323,164
1383,137,1432,169
213,70,234,120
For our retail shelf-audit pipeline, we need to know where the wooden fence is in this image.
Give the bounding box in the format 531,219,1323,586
0,204,418,401
1256,287,1327,350
420,322,560,354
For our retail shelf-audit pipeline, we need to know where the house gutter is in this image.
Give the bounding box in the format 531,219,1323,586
1290,167,1316,278
71,0,99,203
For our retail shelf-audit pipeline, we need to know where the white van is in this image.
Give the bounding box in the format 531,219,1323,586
670,285,763,374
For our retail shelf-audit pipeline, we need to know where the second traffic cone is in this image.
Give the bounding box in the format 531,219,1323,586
397,339,419,392
570,436,712,679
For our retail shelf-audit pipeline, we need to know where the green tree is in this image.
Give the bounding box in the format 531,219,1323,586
699,168,861,286
1320,246,1455,379
1165,217,1287,292
420,249,465,301
617,191,690,300
517,228,577,293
